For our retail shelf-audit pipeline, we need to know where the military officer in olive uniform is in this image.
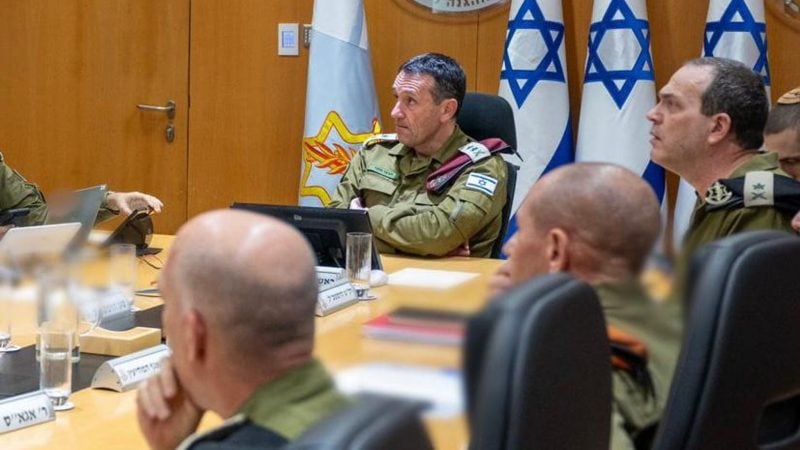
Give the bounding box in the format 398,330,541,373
488,163,681,450
0,152,163,235
137,211,348,450
328,53,507,258
647,58,796,301
764,87,800,180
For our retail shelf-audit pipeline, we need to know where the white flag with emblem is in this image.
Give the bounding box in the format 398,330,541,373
299,0,381,206
672,0,771,248
498,0,574,242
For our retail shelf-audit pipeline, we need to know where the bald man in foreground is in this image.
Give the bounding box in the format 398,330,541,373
137,210,349,450
489,163,682,450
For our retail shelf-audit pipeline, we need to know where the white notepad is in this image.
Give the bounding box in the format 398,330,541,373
336,363,463,418
388,268,479,289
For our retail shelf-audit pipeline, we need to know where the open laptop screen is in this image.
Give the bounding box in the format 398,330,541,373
44,184,106,246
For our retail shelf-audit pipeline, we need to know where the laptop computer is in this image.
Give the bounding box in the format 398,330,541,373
0,222,82,258
44,184,107,246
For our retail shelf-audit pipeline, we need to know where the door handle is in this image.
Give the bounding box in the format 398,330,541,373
136,100,176,120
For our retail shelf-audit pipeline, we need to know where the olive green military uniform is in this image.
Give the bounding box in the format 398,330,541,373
596,282,682,450
178,359,350,450
328,127,507,258
0,152,118,226
0,152,48,226
681,152,795,261
672,152,796,302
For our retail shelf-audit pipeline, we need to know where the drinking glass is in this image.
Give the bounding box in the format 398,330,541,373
39,323,74,411
37,266,101,362
0,266,19,353
109,243,138,311
346,232,373,300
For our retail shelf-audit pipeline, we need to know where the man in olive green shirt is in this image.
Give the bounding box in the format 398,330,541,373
764,86,800,180
488,163,682,450
328,53,507,258
0,152,164,233
647,58,795,270
136,210,348,450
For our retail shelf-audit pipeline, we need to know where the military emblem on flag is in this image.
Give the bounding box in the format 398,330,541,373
576,0,664,203
498,0,574,242
299,0,381,206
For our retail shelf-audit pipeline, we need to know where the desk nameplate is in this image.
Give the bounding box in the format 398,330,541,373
316,278,358,317
0,391,55,434
91,344,170,392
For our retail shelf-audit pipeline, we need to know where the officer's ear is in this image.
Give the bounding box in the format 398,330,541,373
439,98,459,122
185,308,208,364
708,112,732,145
545,228,570,273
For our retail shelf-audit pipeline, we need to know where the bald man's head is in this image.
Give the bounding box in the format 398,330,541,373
505,163,660,285
161,209,318,372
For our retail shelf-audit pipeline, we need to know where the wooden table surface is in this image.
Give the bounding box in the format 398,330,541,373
0,235,503,450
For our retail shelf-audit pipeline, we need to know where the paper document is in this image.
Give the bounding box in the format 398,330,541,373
388,268,478,289
336,363,463,418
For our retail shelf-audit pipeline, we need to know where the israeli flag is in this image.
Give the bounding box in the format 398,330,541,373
673,0,771,247
576,0,665,205
299,0,381,207
498,0,574,241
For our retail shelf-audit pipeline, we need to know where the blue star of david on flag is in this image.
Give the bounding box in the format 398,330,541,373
584,0,654,109
703,0,770,85
500,0,566,108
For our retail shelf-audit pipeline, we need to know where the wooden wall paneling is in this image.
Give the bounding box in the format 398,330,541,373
0,1,190,233
187,0,313,218
563,0,592,129
766,1,800,102
475,4,510,93
365,0,480,127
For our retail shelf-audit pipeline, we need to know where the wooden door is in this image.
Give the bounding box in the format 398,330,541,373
0,0,189,233
188,0,313,218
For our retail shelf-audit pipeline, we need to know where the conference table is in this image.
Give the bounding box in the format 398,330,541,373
0,234,504,450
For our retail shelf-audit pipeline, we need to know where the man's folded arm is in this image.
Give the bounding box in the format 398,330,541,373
368,160,507,256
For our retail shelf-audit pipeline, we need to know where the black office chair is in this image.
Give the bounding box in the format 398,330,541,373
285,393,434,450
456,92,519,258
652,230,800,450
464,273,612,450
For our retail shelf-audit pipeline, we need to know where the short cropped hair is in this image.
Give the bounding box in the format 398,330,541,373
765,103,800,138
686,57,769,150
399,53,466,115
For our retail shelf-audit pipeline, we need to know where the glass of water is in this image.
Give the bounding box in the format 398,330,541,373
39,323,74,411
0,266,20,353
346,232,373,300
108,244,138,311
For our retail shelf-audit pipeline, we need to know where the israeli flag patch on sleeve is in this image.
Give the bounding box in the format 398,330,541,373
465,173,498,196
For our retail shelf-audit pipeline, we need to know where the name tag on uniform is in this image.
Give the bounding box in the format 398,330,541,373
0,391,55,434
459,142,490,163
465,173,498,196
91,344,170,392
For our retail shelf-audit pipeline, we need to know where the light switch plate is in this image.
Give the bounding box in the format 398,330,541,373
278,23,299,56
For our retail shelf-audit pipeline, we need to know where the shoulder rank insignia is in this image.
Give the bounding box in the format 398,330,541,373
743,171,774,207
362,133,398,149
704,181,733,206
425,138,510,194
706,172,800,213
459,141,491,163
